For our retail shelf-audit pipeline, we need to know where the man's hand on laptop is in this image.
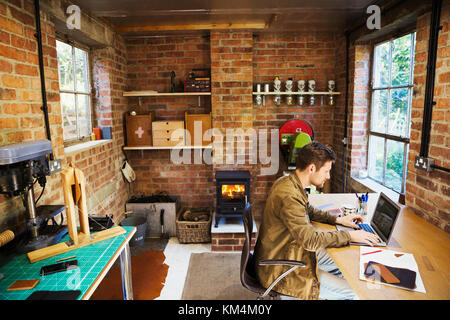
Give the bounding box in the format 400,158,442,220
348,229,380,246
336,214,363,228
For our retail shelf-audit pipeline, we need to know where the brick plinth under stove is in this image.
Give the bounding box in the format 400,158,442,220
211,213,257,252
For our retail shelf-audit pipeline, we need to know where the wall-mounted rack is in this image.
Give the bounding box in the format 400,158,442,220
123,91,211,106
251,92,341,95
252,91,341,106
123,145,212,158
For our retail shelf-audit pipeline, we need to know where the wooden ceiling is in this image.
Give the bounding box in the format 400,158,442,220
72,0,395,37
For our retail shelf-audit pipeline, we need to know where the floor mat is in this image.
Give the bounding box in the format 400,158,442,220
181,252,258,300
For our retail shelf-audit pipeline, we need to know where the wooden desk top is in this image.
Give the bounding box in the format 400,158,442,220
310,194,450,300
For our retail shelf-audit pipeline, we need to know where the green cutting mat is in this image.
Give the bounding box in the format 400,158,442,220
0,226,134,300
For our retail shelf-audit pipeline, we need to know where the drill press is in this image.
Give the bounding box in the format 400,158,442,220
0,140,66,253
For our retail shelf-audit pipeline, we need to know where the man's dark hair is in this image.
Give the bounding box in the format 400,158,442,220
296,142,336,171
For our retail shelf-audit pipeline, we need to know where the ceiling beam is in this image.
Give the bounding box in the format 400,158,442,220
115,21,268,32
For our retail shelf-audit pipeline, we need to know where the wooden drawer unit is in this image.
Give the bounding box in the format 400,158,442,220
125,112,155,146
185,112,212,146
152,121,185,146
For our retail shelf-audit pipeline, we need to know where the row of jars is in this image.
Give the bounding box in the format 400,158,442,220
254,78,336,106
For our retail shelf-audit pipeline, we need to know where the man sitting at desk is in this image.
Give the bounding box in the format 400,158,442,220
253,142,380,300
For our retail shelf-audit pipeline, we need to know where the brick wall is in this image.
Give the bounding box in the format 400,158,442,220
405,1,450,232
251,32,339,218
124,31,342,221
0,0,64,229
337,1,450,232
210,30,254,170
125,35,214,209
331,34,347,193
211,232,256,252
0,0,130,233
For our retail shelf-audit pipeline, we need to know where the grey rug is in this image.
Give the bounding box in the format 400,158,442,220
181,252,259,300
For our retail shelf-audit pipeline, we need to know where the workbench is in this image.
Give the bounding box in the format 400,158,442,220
0,226,136,300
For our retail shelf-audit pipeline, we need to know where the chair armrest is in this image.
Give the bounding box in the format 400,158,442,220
259,259,306,267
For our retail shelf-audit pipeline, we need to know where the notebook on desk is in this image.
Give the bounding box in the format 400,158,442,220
336,192,401,247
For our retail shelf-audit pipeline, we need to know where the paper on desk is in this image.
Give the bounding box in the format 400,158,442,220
359,247,426,294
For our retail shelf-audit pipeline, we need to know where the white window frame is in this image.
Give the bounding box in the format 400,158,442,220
56,39,92,143
368,32,416,194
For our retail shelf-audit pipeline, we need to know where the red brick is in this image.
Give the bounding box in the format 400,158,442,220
0,59,12,72
0,15,23,34
0,88,16,100
3,103,29,114
15,63,38,76
2,74,28,88
0,44,27,62
0,118,18,128
7,130,32,142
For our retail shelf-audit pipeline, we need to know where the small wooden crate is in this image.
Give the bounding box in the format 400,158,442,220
176,207,212,243
185,112,211,146
152,121,185,146
125,112,155,146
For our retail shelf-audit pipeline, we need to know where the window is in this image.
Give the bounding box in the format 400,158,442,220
56,40,92,142
368,32,416,194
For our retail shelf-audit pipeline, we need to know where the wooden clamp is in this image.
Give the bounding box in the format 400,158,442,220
27,163,125,263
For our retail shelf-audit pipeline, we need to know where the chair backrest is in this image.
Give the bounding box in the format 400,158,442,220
240,202,265,294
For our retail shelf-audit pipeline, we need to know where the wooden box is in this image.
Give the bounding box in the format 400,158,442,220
125,112,155,146
152,121,185,146
185,112,211,146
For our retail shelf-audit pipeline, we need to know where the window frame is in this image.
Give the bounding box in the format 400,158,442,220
367,31,416,195
56,38,93,145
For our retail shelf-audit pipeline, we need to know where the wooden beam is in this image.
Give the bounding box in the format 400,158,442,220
116,21,268,32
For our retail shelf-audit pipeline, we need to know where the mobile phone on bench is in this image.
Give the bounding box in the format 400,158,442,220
40,260,78,276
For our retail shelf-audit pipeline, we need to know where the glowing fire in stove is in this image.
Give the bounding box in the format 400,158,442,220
221,185,245,199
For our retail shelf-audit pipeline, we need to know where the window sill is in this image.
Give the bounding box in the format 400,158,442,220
64,139,112,155
351,176,400,203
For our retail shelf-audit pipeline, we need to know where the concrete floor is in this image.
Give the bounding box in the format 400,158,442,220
115,236,211,300
158,237,211,300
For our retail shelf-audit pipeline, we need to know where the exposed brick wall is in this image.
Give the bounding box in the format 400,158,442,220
209,31,257,222
331,34,347,193
406,2,450,232
0,0,64,229
210,30,254,167
211,232,256,252
348,45,371,176
0,0,130,233
251,32,339,218
336,1,449,232
126,31,342,222
125,35,214,209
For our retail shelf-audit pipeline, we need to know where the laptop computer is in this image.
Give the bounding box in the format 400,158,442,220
336,192,401,247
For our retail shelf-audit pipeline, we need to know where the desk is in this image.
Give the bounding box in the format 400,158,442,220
0,226,136,300
309,193,450,300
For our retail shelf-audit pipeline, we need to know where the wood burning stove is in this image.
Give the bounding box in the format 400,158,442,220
214,170,251,227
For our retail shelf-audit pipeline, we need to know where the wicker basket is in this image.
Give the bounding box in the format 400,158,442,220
176,207,212,243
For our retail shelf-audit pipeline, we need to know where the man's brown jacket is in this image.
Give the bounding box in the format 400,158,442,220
253,172,351,300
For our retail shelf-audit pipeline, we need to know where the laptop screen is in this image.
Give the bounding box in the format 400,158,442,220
371,193,400,241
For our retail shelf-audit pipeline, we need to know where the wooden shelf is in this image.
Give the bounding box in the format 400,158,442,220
123,145,212,150
252,91,341,95
123,91,211,97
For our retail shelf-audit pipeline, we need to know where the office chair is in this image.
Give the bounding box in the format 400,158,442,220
240,202,306,300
